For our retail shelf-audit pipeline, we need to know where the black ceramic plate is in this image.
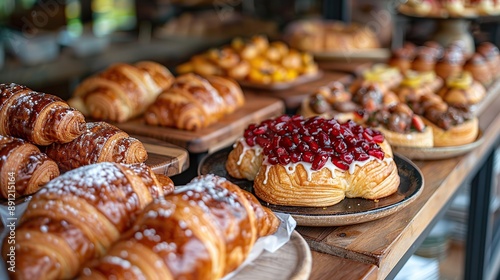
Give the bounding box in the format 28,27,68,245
199,147,424,226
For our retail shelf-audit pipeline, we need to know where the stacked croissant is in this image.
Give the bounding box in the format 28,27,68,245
145,73,245,130
2,168,278,280
0,83,150,200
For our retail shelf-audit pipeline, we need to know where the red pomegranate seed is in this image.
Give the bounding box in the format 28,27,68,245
292,134,301,145
334,139,347,153
340,153,353,164
245,137,255,146
272,136,281,147
280,137,294,149
290,152,301,163
331,158,349,170
298,142,310,152
355,152,370,161
268,156,279,165
256,136,270,148
372,134,384,143
368,149,385,160
302,152,314,163
312,153,329,170
253,127,267,135
309,141,319,152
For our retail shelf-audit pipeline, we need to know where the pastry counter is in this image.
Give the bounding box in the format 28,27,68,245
302,80,500,279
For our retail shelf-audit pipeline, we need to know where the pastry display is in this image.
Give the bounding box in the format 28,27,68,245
80,174,279,280
226,115,400,207
438,71,486,106
70,61,174,123
0,83,86,146
408,94,478,146
2,162,174,280
434,49,464,80
45,122,148,172
363,103,433,148
283,19,380,52
0,135,60,199
144,73,244,131
463,53,494,86
176,35,319,85
398,0,500,17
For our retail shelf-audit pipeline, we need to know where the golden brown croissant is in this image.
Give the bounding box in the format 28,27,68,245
80,174,279,280
2,162,174,280
45,122,148,172
0,83,86,145
69,61,174,122
145,73,245,131
0,135,60,199
226,115,400,207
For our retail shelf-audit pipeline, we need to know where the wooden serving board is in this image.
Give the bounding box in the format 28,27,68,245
136,135,189,176
116,93,285,153
244,71,353,111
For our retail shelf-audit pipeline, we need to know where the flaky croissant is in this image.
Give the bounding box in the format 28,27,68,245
80,174,279,280
0,135,60,199
69,61,174,122
2,162,174,280
44,122,148,172
145,73,244,131
0,83,86,145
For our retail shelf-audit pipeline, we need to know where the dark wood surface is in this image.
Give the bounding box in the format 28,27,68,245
303,81,500,279
115,93,285,153
243,71,353,111
317,60,374,76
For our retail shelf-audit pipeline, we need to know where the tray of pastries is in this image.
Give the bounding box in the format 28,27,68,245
176,35,322,91
199,115,424,226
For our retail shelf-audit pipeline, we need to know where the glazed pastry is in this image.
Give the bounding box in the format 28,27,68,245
0,135,59,199
350,64,403,94
226,115,400,207
44,122,148,172
411,47,438,72
388,47,414,73
476,42,500,79
80,174,279,280
463,53,494,86
70,61,174,123
423,41,444,60
300,82,358,121
364,103,433,148
351,83,399,113
434,50,464,80
0,83,86,146
2,162,173,280
438,72,486,106
396,71,441,103
145,73,244,131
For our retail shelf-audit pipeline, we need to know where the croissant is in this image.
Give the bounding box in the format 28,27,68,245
2,162,174,280
0,83,86,145
45,122,148,172
0,135,59,199
69,61,174,123
226,115,400,207
145,73,245,131
80,174,279,280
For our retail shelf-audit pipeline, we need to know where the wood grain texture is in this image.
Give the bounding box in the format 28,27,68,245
243,71,353,111
301,81,500,279
136,135,189,176
310,251,378,280
115,93,285,153
317,60,373,75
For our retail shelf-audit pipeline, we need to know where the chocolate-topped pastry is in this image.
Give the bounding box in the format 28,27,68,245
477,42,500,79
423,41,444,59
434,49,464,80
411,47,438,72
463,53,494,86
388,47,414,73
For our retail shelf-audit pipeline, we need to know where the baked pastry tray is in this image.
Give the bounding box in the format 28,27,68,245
115,93,285,154
236,71,323,91
198,147,424,227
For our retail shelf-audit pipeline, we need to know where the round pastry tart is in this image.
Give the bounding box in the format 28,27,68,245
226,115,400,207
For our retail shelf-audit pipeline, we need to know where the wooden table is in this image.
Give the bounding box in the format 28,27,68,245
300,82,500,279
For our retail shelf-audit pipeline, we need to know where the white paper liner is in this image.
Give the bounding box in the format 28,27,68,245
0,198,296,280
223,212,297,280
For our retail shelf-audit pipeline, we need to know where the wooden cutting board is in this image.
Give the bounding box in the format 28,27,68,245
243,71,353,111
116,93,285,153
136,135,189,176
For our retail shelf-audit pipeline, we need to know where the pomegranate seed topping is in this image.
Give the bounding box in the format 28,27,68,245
340,153,354,164
268,156,278,165
253,127,267,135
292,134,301,145
312,153,329,170
334,139,347,153
245,137,255,146
272,136,280,147
298,142,310,152
368,149,385,160
278,154,290,165
355,152,370,161
277,115,291,122
372,134,384,143
331,158,349,170
302,135,313,143
280,137,294,149
290,152,301,163
309,141,320,152
256,136,270,148
362,131,373,141
302,152,314,163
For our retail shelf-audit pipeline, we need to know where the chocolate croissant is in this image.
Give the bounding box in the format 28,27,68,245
69,61,174,122
144,73,244,131
45,122,148,172
3,162,174,280
80,174,279,280
0,83,86,145
0,135,60,199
